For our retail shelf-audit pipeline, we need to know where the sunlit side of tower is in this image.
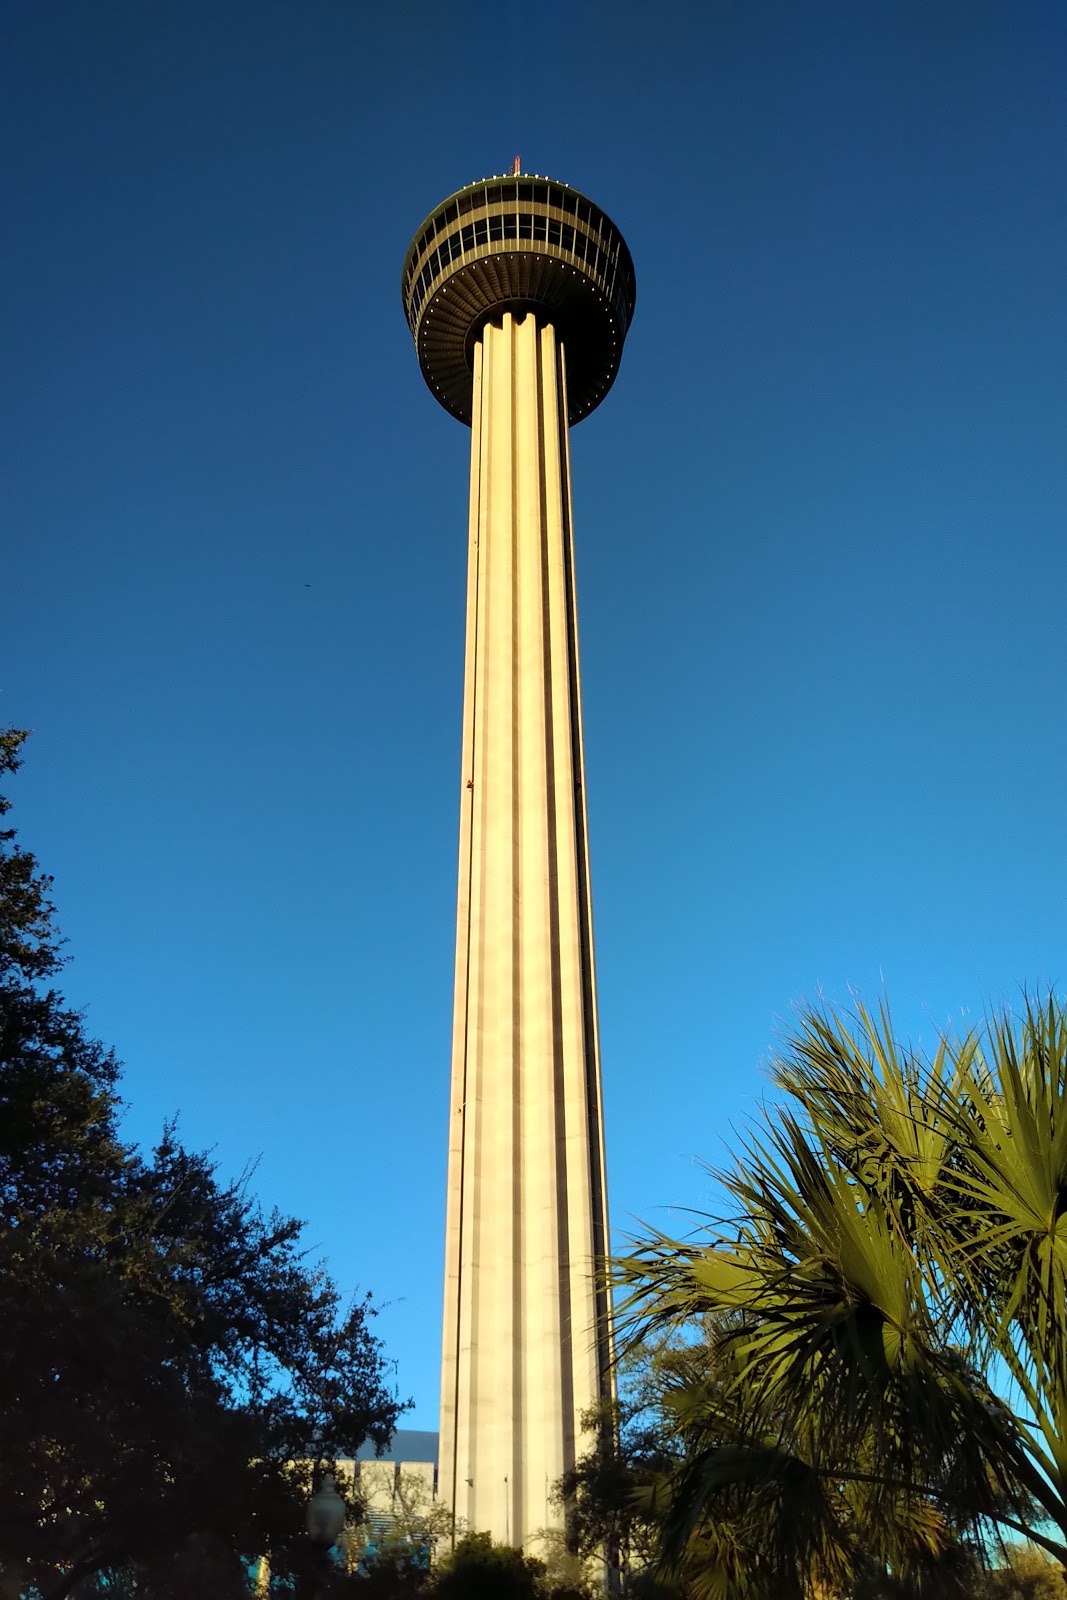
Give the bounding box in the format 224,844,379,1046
402,171,636,1549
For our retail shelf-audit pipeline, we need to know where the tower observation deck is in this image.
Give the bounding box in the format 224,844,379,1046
402,173,635,1552
403,173,635,424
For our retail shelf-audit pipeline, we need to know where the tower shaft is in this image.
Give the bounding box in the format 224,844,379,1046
440,311,611,1548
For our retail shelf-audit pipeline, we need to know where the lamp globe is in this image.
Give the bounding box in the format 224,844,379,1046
306,1474,346,1549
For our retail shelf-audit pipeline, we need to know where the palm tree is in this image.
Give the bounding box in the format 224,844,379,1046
615,995,1067,1598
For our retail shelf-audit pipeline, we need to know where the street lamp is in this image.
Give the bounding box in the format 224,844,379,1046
306,1473,346,1550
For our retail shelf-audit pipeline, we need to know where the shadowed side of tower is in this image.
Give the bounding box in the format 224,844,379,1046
402,175,635,1550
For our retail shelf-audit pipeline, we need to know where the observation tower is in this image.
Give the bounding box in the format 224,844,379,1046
402,170,636,1549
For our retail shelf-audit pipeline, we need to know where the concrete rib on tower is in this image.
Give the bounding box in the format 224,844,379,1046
402,172,635,1552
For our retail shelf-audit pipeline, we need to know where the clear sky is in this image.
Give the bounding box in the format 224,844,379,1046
5,1,1066,1428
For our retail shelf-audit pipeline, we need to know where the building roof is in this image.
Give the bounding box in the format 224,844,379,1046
355,1428,439,1466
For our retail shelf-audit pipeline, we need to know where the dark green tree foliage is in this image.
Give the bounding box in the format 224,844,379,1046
0,732,124,1226
346,1547,435,1600
560,1353,688,1594
0,731,404,1599
432,1533,547,1600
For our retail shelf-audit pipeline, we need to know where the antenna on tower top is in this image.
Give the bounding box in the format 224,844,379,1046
512,155,521,175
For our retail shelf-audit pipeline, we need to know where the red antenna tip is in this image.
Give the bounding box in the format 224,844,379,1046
512,155,521,176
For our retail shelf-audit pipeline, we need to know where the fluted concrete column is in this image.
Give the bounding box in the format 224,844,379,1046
438,310,612,1550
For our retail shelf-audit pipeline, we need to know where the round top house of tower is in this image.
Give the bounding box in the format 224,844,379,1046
401,172,637,427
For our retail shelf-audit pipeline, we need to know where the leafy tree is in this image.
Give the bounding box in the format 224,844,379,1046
340,1466,455,1596
615,995,1067,1598
974,1544,1067,1600
432,1533,547,1600
559,1350,690,1595
0,731,405,1599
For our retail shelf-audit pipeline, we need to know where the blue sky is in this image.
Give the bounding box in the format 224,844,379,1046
5,1,1066,1428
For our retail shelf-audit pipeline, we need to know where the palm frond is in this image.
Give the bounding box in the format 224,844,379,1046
614,992,1067,1587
